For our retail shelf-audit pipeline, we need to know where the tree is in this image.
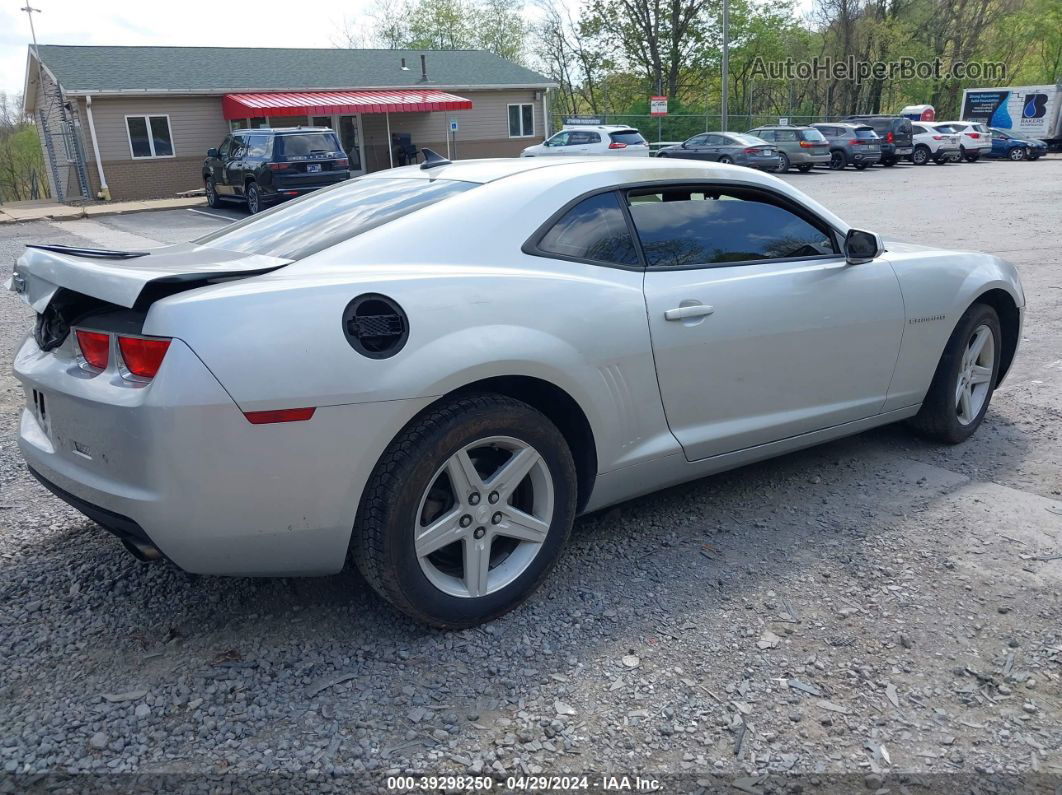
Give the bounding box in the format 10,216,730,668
0,91,49,203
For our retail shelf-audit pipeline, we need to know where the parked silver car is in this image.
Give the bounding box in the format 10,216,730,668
655,132,780,170
10,157,1024,627
746,125,832,172
810,123,883,170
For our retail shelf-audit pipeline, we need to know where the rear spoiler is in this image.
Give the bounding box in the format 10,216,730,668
25,244,150,260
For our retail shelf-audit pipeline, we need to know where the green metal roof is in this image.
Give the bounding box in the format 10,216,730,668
34,45,553,93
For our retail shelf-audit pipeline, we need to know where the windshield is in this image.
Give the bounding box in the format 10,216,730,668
275,132,342,159
800,129,827,142
196,178,478,260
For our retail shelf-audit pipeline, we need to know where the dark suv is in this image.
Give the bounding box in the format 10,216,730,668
843,115,913,166
203,127,351,214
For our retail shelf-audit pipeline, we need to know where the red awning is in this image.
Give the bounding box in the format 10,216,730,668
222,90,473,120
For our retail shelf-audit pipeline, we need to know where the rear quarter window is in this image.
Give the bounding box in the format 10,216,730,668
800,129,826,142
535,192,639,267
610,130,647,145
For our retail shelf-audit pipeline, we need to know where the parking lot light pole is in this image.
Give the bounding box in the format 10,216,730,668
721,0,729,132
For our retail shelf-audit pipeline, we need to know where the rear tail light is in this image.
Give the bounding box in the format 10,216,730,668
335,158,349,168
849,139,861,145
799,140,814,148
243,407,316,425
886,131,895,143
932,135,944,140
608,141,628,149
968,132,980,139
75,330,109,370
117,336,171,379
267,162,292,171
743,147,759,154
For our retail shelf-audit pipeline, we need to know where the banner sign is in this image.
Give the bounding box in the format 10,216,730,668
650,96,668,117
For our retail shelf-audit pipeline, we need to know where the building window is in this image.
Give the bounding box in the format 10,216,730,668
508,103,534,138
126,115,175,159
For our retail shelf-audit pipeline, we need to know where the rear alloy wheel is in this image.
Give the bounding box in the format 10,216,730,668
776,152,790,173
910,303,1001,444
352,394,576,628
829,151,846,170
718,155,733,164
1009,147,1027,161
911,146,930,165
797,164,812,173
205,178,220,208
246,182,261,214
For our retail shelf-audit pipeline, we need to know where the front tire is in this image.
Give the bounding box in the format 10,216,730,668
1008,147,1027,161
718,155,733,164
205,178,220,208
910,303,1001,444
797,164,812,173
829,151,846,170
351,394,577,628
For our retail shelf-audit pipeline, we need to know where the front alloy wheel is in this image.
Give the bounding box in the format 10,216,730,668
246,182,261,214
352,394,576,627
910,303,1001,444
1009,147,1027,161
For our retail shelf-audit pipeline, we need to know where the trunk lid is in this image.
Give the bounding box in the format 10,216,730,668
9,242,291,311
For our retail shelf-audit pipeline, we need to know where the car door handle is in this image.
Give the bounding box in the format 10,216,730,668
665,305,715,321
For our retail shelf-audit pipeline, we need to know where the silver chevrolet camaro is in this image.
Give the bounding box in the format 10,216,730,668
9,156,1024,627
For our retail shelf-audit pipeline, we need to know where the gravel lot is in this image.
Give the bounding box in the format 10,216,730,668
1,158,1060,791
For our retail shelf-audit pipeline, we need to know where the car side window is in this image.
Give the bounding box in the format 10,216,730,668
705,134,726,146
626,187,838,268
536,192,640,267
245,134,272,158
912,125,926,135
587,132,601,143
756,130,774,141
568,131,593,145
775,130,798,142
230,136,247,157
687,134,708,146
547,132,569,147
218,135,233,158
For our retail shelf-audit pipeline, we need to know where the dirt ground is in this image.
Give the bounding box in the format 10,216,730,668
0,156,1059,793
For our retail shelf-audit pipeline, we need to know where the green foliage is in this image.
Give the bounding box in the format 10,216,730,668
365,0,529,63
0,92,49,203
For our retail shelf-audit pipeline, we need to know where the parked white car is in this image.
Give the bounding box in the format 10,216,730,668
521,125,650,157
910,123,962,165
11,157,1024,627
932,121,993,162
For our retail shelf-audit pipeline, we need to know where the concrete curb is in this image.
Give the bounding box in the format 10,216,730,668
0,197,207,225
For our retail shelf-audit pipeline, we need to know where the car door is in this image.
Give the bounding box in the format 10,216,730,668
565,130,594,155
700,134,729,161
635,184,905,461
225,134,248,196
542,131,569,155
681,135,710,159
211,135,234,195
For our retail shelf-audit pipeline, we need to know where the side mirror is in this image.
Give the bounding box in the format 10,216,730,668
207,147,219,158
845,228,883,264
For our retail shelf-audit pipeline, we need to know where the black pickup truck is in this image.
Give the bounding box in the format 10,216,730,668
203,127,351,213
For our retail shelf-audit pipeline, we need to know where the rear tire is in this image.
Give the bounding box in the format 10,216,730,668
797,164,812,173
912,145,930,165
718,155,733,164
909,303,1001,445
351,393,577,628
245,181,261,214
776,153,791,173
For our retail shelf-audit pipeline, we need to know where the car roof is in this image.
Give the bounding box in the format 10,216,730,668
561,124,639,131
233,127,334,134
752,125,815,130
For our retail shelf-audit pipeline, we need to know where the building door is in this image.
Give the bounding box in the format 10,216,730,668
338,115,366,176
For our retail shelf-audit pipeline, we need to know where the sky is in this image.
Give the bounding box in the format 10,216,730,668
0,0,379,98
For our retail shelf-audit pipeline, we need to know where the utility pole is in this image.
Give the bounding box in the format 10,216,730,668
721,0,729,131
21,4,42,49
